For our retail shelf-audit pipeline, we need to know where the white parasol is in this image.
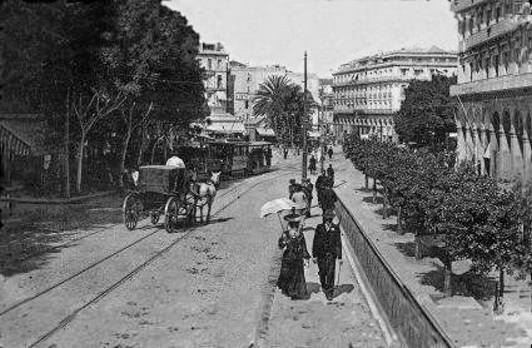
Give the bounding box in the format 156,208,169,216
260,198,298,218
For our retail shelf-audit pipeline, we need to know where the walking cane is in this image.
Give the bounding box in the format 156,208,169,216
336,259,342,287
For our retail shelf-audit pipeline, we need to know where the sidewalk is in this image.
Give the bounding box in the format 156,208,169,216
331,150,532,348
265,204,387,348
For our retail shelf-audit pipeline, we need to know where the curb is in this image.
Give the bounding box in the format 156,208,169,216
0,191,116,205
340,232,399,347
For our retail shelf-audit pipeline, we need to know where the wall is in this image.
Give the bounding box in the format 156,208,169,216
333,196,455,348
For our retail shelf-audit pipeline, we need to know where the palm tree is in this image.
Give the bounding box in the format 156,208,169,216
253,75,312,147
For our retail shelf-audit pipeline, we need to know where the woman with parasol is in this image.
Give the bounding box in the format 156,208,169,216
276,212,311,300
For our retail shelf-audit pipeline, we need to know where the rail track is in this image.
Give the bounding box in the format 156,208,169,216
0,168,296,348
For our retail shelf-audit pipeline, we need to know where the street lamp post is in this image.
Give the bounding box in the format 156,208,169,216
301,52,308,181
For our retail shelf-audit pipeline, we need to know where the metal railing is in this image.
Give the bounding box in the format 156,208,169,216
333,195,456,348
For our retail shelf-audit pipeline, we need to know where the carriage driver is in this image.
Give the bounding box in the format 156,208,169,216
165,155,199,197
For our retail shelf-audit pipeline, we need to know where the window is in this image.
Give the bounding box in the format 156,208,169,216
218,59,222,69
208,59,212,70
414,69,423,76
217,75,223,89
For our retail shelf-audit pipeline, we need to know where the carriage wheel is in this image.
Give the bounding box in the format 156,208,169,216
123,194,139,230
164,196,180,233
151,212,160,225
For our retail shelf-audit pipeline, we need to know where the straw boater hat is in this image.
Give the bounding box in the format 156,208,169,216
323,210,335,220
284,213,304,223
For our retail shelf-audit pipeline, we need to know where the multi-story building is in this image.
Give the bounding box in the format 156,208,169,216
197,42,230,115
450,0,532,182
332,47,457,141
230,62,321,124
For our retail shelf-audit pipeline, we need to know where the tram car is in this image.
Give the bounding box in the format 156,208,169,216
169,140,273,180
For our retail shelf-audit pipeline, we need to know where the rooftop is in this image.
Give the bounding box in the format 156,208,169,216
334,46,457,74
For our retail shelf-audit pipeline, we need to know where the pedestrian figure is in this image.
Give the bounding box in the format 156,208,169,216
328,146,334,160
277,214,311,300
320,185,337,213
308,155,317,175
315,170,327,208
312,210,342,300
302,178,314,218
327,164,335,187
291,185,308,217
288,179,297,199
283,148,288,160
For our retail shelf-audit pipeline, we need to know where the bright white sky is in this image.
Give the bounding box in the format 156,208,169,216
166,0,458,78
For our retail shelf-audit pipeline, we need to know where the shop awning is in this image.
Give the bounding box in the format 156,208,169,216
0,114,49,156
256,127,275,137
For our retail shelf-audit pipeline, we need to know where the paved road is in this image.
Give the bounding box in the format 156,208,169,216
0,154,386,348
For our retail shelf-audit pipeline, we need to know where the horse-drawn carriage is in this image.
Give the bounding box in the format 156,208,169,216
122,165,194,233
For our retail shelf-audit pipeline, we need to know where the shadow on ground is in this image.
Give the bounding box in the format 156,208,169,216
394,242,417,258
333,284,355,299
0,193,123,277
418,261,498,302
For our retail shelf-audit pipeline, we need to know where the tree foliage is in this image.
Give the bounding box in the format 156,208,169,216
394,75,457,151
252,75,314,148
2,0,206,193
343,134,532,299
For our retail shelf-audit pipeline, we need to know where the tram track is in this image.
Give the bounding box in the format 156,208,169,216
0,168,296,348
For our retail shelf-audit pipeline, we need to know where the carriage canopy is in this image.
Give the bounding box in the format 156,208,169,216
138,165,187,195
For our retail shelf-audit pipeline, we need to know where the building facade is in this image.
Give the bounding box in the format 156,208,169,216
450,0,532,182
332,47,457,141
230,62,321,124
197,42,230,114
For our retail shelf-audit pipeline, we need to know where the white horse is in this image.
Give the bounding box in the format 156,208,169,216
190,171,221,223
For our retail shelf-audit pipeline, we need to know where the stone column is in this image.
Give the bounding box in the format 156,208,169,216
456,119,467,164
497,126,513,180
522,132,531,182
509,125,524,180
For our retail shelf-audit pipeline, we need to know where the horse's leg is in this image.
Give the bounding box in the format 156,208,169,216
206,197,212,223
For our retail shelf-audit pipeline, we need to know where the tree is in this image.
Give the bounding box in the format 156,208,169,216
3,0,118,194
253,75,313,148
394,75,457,151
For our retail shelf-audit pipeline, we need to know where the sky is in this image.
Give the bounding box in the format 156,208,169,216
166,0,458,78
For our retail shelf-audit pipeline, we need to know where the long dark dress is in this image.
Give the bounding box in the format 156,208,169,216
277,231,311,299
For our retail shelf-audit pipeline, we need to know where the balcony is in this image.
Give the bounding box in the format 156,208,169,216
450,0,492,13
333,105,396,115
450,73,532,96
462,18,521,51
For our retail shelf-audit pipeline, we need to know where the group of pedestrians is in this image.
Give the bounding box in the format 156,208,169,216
276,208,342,301
278,162,342,301
308,146,334,175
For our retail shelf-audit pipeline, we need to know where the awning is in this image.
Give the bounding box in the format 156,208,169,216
206,122,246,134
308,131,320,138
0,115,50,156
256,128,275,137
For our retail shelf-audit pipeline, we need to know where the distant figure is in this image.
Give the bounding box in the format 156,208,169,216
302,178,314,218
291,185,308,216
315,170,327,208
283,148,289,160
308,155,317,175
288,179,297,199
166,156,186,168
320,186,337,213
327,164,335,186
328,147,334,160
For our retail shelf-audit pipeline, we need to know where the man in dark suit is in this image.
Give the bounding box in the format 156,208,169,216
315,170,327,208
320,186,337,213
312,210,342,300
302,178,314,218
